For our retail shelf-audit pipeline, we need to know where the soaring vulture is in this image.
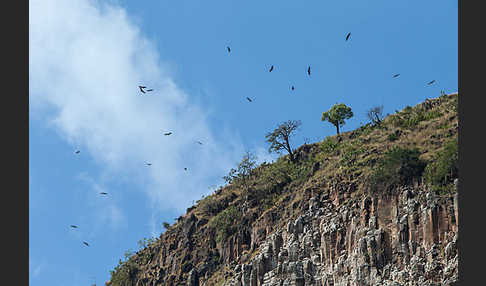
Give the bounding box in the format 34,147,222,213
345,32,351,41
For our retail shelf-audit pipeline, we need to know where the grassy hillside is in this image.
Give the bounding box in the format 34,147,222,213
106,92,458,286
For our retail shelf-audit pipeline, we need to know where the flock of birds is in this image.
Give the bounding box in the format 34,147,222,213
229,32,436,102
68,31,439,249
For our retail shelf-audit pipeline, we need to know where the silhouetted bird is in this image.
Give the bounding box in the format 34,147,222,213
139,86,147,93
196,141,203,145
291,86,295,91
184,168,187,171
164,132,172,136
100,192,108,195
75,150,80,154
146,163,152,166
70,225,78,229
83,241,90,247
227,46,231,53
393,74,400,78
269,65,274,72
345,32,351,41
427,80,436,85
307,66,311,76
246,97,253,102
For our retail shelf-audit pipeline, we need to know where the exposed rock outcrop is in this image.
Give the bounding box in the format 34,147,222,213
223,187,458,286
105,93,459,286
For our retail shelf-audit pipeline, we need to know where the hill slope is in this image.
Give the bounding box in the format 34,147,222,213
106,93,459,286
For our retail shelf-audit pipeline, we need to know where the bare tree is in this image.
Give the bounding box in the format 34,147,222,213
366,105,384,126
265,120,302,163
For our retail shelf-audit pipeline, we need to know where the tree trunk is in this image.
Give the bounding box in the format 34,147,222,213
285,138,294,162
336,123,340,135
289,152,295,163
375,114,381,125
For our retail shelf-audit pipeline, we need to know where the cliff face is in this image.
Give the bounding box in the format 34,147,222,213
223,185,458,286
106,93,459,286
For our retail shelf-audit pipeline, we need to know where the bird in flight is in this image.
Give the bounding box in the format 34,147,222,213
291,86,295,91
345,32,351,41
427,80,436,85
70,225,78,229
196,141,203,145
100,192,108,195
393,74,400,78
184,168,188,171
227,46,231,53
163,132,173,136
74,150,80,154
307,66,311,76
139,86,153,93
83,241,90,247
146,162,152,166
269,65,274,72
246,97,253,102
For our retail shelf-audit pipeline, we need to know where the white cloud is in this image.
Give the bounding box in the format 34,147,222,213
29,0,244,214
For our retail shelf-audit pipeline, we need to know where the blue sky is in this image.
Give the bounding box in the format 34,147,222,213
29,0,457,285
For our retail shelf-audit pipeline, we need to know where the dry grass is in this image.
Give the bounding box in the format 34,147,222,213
110,93,459,286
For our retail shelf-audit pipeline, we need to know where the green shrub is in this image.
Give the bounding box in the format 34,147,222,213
356,123,374,136
109,253,139,286
320,137,340,154
424,110,442,121
389,106,441,129
447,95,458,112
368,146,426,192
137,237,155,250
199,196,224,216
258,159,292,186
387,133,399,142
339,143,364,167
223,151,257,189
425,139,458,187
210,205,242,243
288,160,315,186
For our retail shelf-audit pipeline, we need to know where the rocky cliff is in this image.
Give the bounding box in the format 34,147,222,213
224,184,458,286
106,93,459,286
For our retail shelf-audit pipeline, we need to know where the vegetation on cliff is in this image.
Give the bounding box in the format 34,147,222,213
106,92,458,286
